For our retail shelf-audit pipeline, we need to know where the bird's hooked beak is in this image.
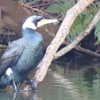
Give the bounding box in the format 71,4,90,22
37,19,58,27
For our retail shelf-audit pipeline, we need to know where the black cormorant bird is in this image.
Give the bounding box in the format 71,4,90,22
0,15,57,92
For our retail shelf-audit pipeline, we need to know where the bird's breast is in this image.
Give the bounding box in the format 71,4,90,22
15,38,43,74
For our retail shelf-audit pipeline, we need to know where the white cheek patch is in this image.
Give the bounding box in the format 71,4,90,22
22,22,37,30
6,68,13,76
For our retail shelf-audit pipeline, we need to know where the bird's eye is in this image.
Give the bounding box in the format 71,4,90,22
40,19,45,22
37,18,44,22
35,18,44,26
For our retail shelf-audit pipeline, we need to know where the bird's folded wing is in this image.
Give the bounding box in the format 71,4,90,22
0,38,27,77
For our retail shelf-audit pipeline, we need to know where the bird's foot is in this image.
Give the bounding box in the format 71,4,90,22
26,79,39,90
30,79,39,90
12,81,20,92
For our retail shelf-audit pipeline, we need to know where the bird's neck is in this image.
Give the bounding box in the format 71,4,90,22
21,28,35,37
21,28,44,43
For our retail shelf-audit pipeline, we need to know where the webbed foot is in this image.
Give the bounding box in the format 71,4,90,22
27,79,39,90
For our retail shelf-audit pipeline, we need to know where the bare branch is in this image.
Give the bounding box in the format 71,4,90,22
54,9,100,59
34,0,95,82
18,1,57,19
45,26,100,58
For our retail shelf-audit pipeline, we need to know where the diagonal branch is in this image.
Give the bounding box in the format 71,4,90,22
45,27,100,58
54,9,100,59
33,0,95,82
18,1,57,19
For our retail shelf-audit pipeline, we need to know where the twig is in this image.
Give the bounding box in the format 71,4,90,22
29,1,55,8
18,2,57,19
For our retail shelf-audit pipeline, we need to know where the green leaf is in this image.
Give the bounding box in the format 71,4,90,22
71,23,84,34
67,34,76,42
97,32,100,41
45,1,75,14
72,16,81,27
94,21,100,41
94,40,100,45
83,14,93,26
95,21,100,35
45,3,63,13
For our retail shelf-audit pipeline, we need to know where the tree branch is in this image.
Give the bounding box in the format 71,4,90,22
54,9,100,59
45,27,100,58
33,0,95,82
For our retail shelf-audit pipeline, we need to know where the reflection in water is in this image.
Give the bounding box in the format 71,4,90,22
0,90,38,100
50,57,100,100
0,55,100,100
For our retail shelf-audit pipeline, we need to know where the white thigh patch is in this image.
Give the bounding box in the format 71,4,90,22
6,68,13,76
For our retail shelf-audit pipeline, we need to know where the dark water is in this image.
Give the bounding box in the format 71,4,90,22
0,55,100,100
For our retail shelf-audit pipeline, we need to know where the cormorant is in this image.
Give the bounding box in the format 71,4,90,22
0,15,57,92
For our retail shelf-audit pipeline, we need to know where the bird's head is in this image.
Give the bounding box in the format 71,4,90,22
22,15,58,30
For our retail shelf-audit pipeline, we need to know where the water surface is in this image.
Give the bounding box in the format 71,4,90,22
0,56,100,100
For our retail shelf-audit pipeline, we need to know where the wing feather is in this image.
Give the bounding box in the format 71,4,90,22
0,38,27,77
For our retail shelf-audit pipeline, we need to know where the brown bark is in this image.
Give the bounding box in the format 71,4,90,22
34,0,95,82
54,10,100,59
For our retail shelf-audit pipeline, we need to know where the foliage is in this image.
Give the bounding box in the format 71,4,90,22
45,0,75,16
46,1,100,44
70,2,100,43
12,0,100,45
94,21,100,45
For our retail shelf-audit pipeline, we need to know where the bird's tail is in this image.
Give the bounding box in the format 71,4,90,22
0,80,7,89
0,85,7,89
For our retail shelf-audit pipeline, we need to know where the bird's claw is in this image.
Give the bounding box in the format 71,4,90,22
30,79,39,90
27,79,39,90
